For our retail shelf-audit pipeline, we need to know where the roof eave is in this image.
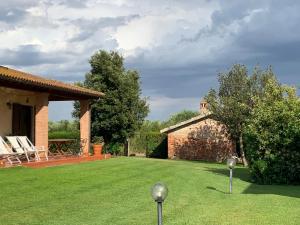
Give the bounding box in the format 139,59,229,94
0,67,104,99
160,113,212,134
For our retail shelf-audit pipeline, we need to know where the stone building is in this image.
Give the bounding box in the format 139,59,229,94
160,100,235,162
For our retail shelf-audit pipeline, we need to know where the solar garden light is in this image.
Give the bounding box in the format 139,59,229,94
227,157,237,194
151,183,168,225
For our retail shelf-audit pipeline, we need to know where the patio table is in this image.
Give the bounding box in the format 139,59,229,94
48,139,76,156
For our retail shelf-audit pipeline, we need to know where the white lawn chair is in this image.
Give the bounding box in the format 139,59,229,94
0,136,21,165
6,136,37,162
17,136,48,161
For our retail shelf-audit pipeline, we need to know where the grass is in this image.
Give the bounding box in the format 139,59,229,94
0,157,299,225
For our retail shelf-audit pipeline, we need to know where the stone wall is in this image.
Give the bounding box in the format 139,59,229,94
167,118,235,162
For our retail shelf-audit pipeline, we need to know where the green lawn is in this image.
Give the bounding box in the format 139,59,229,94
0,157,299,225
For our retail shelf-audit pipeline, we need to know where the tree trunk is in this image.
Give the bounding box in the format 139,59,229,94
239,133,248,166
124,139,130,156
127,138,130,156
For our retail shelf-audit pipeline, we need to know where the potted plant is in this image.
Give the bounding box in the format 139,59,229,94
92,136,104,157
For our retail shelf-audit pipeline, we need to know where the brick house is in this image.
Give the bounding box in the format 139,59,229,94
160,100,235,162
0,66,103,156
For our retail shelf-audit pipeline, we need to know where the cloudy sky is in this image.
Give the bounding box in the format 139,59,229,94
1,0,300,121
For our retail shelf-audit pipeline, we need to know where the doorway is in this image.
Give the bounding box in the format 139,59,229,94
12,104,33,141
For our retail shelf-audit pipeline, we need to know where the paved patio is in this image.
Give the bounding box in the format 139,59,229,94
1,154,111,168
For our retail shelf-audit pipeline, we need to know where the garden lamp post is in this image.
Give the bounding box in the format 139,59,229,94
151,183,168,225
227,157,236,194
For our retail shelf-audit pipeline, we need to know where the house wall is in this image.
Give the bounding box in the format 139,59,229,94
167,118,235,162
0,87,38,138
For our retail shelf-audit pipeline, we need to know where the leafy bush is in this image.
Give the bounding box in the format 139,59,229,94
130,132,167,158
145,132,167,158
244,79,300,184
49,131,80,139
49,120,80,139
248,160,268,184
92,136,104,144
103,142,123,155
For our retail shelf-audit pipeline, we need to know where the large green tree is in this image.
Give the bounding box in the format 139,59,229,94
73,50,149,144
205,64,275,166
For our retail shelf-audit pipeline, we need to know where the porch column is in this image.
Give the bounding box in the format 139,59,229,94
80,100,91,157
35,93,49,152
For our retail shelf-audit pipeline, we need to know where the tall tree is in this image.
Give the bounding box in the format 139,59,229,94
73,50,149,144
205,64,275,166
162,110,199,128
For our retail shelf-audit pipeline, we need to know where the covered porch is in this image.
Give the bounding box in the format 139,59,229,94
0,66,104,164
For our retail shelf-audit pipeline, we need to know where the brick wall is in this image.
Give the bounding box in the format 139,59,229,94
167,118,235,162
35,93,49,151
167,134,175,159
80,100,91,156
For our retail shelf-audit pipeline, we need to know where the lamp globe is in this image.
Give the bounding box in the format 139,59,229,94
151,183,168,203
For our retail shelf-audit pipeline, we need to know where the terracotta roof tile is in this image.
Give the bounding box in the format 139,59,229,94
0,66,103,98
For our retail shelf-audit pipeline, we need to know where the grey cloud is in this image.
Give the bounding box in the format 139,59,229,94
0,45,68,66
1,0,299,121
0,8,29,24
169,3,300,64
0,0,37,8
41,0,87,8
38,61,90,82
125,0,300,103
69,31,93,42
56,0,88,8
180,1,267,43
68,14,140,42
204,1,300,71
211,1,266,26
0,0,41,25
24,16,58,29
0,3,57,29
124,0,214,12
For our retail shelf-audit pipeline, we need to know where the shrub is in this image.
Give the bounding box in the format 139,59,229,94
103,142,123,155
244,80,300,184
249,160,268,183
145,132,167,158
48,131,80,139
48,120,80,140
141,132,167,158
130,132,167,158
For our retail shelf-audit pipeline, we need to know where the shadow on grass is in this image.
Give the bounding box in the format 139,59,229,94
204,167,300,198
204,167,251,182
206,186,227,194
242,183,300,198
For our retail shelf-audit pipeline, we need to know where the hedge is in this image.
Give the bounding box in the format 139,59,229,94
49,131,80,139
130,132,167,158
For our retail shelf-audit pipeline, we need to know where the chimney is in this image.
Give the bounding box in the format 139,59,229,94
200,99,208,114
